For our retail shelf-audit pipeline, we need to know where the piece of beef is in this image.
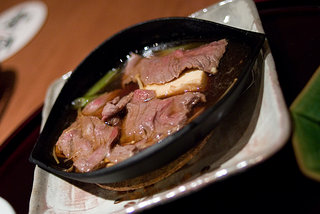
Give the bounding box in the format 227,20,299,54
56,114,119,172
82,85,137,118
122,39,228,86
121,53,142,86
107,144,138,163
101,92,133,122
82,89,123,117
120,89,206,147
107,137,154,163
57,88,206,170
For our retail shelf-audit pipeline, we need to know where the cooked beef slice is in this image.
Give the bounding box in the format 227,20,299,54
122,39,227,86
82,89,124,117
56,114,119,172
120,89,206,147
101,92,133,121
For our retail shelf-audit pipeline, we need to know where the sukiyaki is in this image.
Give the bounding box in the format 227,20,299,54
54,39,230,173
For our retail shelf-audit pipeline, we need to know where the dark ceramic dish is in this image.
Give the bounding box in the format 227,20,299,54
30,17,265,184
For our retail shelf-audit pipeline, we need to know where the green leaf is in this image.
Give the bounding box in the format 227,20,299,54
292,113,320,180
291,66,320,122
290,66,320,181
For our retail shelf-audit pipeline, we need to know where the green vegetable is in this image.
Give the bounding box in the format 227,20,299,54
290,66,320,181
85,68,120,97
71,96,97,109
72,68,120,109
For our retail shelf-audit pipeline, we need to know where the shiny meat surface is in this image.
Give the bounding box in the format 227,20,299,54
101,92,133,121
56,114,119,172
121,89,206,147
122,39,228,86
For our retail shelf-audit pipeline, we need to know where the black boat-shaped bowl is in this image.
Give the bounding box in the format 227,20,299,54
30,17,265,184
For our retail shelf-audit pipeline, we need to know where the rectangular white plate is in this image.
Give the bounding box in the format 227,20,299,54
29,0,291,213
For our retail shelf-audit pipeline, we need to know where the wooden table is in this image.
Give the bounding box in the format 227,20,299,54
0,0,219,145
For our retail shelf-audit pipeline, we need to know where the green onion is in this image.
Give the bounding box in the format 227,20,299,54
85,68,120,97
71,96,97,109
72,68,120,109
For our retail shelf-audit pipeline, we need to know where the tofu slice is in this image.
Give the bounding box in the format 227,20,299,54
143,69,208,98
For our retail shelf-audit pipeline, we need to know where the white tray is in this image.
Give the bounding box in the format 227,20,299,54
29,0,291,213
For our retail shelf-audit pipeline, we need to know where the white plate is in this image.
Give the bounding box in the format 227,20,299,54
29,0,291,213
0,1,47,62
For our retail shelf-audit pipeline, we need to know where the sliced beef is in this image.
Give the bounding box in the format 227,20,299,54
56,39,225,171
82,86,137,117
120,89,206,147
121,53,142,86
56,89,206,170
107,144,138,163
107,138,153,163
56,114,119,172
82,89,123,117
101,92,133,122
122,39,228,86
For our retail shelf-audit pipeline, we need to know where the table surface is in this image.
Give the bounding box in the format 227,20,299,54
0,0,320,213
